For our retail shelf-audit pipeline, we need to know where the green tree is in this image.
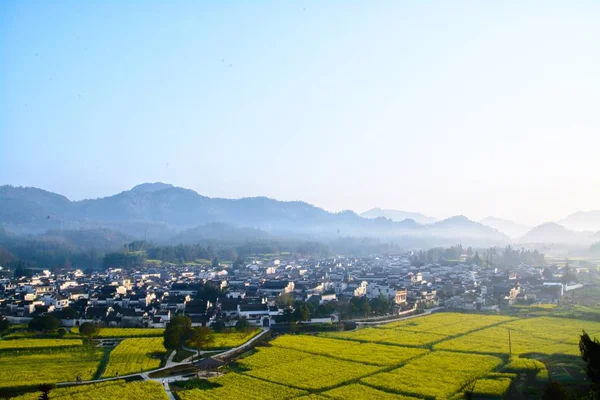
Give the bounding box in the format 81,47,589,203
292,302,310,322
79,322,102,338
580,331,600,386
163,315,192,351
187,326,215,358
29,315,60,332
0,317,10,333
235,318,251,333
275,293,295,308
211,320,226,333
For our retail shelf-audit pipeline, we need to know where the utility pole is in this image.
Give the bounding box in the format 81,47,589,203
508,328,512,356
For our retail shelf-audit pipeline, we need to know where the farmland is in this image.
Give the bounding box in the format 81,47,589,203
102,337,166,377
71,327,164,338
208,329,261,349
0,347,103,389
0,338,83,351
11,380,168,400
175,373,306,400
176,311,598,399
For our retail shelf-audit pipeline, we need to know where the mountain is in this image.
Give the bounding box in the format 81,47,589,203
426,216,509,247
0,183,509,247
361,208,437,224
170,222,270,244
519,222,597,246
480,216,531,239
559,210,600,232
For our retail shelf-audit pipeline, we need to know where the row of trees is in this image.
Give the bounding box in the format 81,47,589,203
410,245,545,268
274,293,396,322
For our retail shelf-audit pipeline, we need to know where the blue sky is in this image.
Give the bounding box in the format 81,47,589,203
1,1,599,225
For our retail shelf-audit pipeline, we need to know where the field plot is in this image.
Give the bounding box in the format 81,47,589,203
176,373,306,400
323,326,447,347
0,348,103,389
103,337,166,377
472,377,512,398
362,351,503,398
72,327,164,338
0,338,82,351
380,313,514,336
11,380,167,400
237,346,312,370
504,317,600,344
434,317,596,356
246,355,381,390
323,383,420,399
208,329,261,349
271,334,360,356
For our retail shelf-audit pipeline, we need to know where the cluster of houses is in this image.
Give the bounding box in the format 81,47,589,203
0,254,587,328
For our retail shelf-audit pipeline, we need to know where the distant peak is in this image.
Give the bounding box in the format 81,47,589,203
130,182,174,193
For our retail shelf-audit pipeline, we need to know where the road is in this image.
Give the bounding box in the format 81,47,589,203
55,328,271,400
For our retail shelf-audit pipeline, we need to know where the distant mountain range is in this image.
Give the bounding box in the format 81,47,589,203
360,208,437,224
559,210,600,232
518,222,600,247
479,217,531,239
0,183,510,248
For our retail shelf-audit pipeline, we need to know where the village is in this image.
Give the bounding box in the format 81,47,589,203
0,253,588,329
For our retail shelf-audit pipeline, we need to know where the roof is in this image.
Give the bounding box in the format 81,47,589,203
195,357,224,370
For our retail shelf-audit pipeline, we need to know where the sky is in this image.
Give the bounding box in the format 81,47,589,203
1,1,599,226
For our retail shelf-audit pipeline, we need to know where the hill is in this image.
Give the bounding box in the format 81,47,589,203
559,210,600,232
519,222,597,246
0,184,510,247
360,208,437,224
480,216,531,239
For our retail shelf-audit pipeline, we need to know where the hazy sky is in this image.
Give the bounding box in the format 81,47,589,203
1,1,599,226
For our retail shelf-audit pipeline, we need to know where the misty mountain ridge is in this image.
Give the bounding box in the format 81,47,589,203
480,216,531,239
559,210,600,232
361,208,437,224
519,222,598,247
0,183,511,247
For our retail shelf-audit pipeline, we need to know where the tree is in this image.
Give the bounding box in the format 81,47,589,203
212,258,220,269
57,307,79,319
0,317,10,333
275,293,295,308
292,302,310,322
57,327,67,337
580,331,600,385
235,318,250,333
163,315,192,350
542,267,553,280
79,322,102,338
187,326,215,358
29,315,60,332
211,320,226,333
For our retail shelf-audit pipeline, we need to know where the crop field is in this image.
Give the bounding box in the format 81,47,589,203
362,351,503,398
0,347,103,389
0,338,83,351
434,316,600,356
472,377,512,397
322,383,419,399
11,380,168,400
176,373,306,400
72,327,164,338
237,346,313,370
208,329,261,349
102,337,166,377
246,355,381,390
322,327,447,346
